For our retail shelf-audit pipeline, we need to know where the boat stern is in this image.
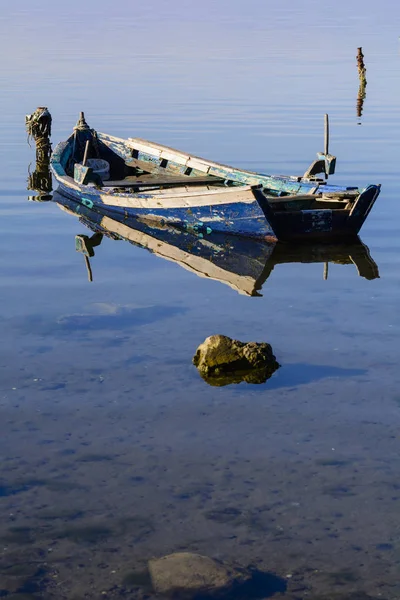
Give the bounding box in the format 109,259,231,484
347,184,381,232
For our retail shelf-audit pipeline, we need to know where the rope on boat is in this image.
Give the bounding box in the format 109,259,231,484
68,111,101,172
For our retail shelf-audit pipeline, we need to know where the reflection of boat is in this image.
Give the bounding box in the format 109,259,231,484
50,111,381,241
261,240,380,282
52,192,379,295
54,192,275,296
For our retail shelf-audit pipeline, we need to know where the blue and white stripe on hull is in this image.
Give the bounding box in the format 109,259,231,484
56,181,277,240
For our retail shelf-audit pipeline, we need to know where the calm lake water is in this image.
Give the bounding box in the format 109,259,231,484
1,1,400,598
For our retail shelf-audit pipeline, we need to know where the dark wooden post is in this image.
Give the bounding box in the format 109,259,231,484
356,47,367,120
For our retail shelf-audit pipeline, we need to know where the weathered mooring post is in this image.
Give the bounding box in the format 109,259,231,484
26,107,53,200
26,107,52,161
356,47,367,120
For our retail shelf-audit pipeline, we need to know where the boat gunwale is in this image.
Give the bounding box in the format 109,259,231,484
50,137,258,201
51,132,365,199
101,132,321,193
99,132,364,195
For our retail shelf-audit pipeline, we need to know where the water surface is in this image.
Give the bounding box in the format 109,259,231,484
1,1,400,598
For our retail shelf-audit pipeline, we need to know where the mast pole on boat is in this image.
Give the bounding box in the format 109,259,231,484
82,140,90,166
303,113,336,180
324,114,329,156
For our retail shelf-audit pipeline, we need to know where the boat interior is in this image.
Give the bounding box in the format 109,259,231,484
65,127,361,213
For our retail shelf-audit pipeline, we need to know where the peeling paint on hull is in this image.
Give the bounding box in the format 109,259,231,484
56,182,276,240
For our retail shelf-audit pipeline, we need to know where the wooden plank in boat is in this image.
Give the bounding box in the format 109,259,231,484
267,193,354,206
125,157,163,172
126,155,188,172
126,156,212,178
186,157,210,172
103,174,226,188
130,140,162,158
160,150,188,165
128,137,190,161
321,190,359,199
267,194,319,204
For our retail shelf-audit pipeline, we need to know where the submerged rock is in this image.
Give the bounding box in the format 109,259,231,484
193,335,280,386
148,552,249,596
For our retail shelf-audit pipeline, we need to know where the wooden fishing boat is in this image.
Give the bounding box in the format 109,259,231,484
48,111,381,241
52,191,379,295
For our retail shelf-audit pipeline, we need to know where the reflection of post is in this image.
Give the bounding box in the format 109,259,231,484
323,262,329,280
75,233,103,283
84,255,93,282
26,107,53,200
356,47,367,121
27,163,52,201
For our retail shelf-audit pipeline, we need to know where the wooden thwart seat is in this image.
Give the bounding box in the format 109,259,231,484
103,174,226,188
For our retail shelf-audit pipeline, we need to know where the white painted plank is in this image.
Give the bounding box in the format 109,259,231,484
186,158,211,172
159,150,188,165
100,187,257,209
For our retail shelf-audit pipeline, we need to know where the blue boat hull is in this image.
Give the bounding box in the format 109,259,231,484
55,181,277,240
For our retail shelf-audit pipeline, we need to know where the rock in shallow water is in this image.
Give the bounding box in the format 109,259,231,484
148,552,250,596
192,335,280,386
